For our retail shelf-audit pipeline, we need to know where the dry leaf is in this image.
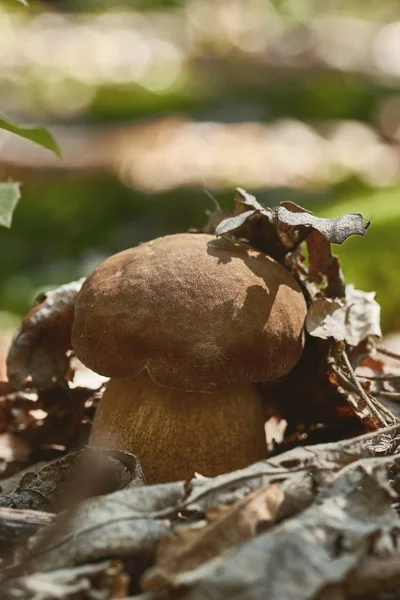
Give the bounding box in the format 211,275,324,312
0,447,144,511
276,207,369,245
214,209,256,237
214,189,368,282
142,484,284,590
6,279,84,391
147,456,400,600
235,188,267,212
0,383,104,481
306,298,346,341
3,424,399,597
345,286,382,345
24,482,185,575
3,560,128,600
306,285,382,346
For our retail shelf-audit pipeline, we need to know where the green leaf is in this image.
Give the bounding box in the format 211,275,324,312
0,183,21,228
0,115,60,157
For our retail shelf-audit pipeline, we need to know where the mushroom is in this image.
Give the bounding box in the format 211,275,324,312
72,233,307,483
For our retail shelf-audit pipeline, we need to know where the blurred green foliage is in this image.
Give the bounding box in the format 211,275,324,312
1,0,400,334
2,176,398,332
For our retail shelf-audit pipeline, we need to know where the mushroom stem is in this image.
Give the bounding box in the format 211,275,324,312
89,370,267,484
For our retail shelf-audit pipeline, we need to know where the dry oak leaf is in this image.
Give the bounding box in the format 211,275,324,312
214,188,271,238
276,207,369,245
0,447,144,512
306,285,382,346
141,457,400,600
6,279,85,391
142,484,284,591
215,189,368,247
25,482,185,573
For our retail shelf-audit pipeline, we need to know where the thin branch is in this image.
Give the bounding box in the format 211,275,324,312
376,346,400,362
340,348,394,426
372,397,399,422
377,391,400,401
330,365,362,409
357,373,400,382
332,361,396,424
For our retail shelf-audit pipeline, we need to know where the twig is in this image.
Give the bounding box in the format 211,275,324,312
331,365,398,425
337,365,397,423
370,396,399,422
332,360,396,424
0,507,54,542
339,347,394,426
377,391,400,401
357,373,400,382
376,345,400,362
330,365,361,408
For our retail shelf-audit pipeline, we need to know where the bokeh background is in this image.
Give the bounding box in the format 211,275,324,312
1,0,400,348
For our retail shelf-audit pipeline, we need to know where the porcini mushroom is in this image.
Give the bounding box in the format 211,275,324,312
72,233,307,483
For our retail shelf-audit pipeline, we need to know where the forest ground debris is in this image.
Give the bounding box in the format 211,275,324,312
1,190,400,599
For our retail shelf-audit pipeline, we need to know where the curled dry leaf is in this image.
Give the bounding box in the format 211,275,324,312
16,423,386,572
306,285,382,347
215,188,369,249
0,383,104,480
6,279,85,391
276,207,369,245
214,209,256,237
142,484,284,591
2,424,399,598
25,484,184,576
142,456,400,600
181,422,400,515
0,447,144,512
214,189,368,292
235,188,267,213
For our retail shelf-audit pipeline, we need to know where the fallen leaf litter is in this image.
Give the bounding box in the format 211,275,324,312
1,189,400,599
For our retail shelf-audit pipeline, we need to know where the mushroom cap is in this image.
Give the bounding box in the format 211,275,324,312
72,233,307,391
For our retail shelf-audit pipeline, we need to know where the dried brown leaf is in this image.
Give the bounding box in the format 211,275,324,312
6,280,84,391
276,207,369,245
306,298,346,341
147,456,400,600
142,484,284,591
234,188,268,213
306,286,382,346
25,484,184,575
214,209,256,237
214,190,367,287
0,447,144,511
6,424,400,596
306,230,334,285
345,286,382,345
0,383,104,481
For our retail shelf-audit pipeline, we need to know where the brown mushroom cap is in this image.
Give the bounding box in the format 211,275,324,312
72,233,307,391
